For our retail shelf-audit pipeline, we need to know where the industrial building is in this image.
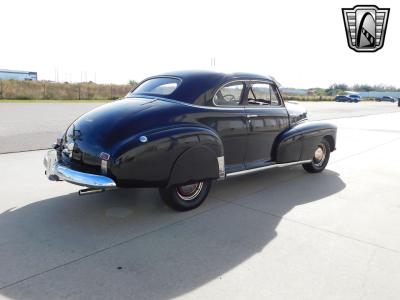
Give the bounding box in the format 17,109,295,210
0,69,37,81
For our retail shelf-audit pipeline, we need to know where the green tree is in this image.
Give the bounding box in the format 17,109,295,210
325,83,349,96
128,80,138,87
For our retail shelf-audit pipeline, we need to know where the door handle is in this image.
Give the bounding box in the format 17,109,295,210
246,114,258,118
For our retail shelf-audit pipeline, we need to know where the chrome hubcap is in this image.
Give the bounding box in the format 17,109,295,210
313,145,326,167
176,182,203,201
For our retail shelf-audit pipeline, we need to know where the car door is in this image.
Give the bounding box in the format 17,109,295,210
244,81,290,169
201,81,248,173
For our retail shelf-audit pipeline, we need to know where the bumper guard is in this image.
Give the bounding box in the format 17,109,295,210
43,149,116,189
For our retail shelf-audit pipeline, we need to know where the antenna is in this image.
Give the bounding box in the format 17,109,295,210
211,57,216,68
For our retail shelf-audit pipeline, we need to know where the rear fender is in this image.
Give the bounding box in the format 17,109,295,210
272,121,337,163
111,125,224,187
167,145,220,187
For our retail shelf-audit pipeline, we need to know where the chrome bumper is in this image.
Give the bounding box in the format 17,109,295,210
43,149,116,189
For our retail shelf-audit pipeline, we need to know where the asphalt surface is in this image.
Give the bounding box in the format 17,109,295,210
0,104,400,299
0,101,399,153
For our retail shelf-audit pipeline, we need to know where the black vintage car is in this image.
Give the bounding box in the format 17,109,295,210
44,71,337,211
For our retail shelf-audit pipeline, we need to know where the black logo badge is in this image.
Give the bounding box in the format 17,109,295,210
342,5,390,52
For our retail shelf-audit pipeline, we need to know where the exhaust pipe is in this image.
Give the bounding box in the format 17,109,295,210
78,188,105,196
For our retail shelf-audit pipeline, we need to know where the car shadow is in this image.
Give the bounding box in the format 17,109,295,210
0,168,345,299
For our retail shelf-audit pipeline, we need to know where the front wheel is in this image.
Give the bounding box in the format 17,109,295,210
159,180,212,211
302,139,331,173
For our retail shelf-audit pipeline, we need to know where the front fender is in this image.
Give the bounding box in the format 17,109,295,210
272,121,337,163
110,125,224,187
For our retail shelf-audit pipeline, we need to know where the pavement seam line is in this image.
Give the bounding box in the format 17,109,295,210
315,110,400,121
229,201,400,254
339,127,400,134
330,136,400,166
0,148,50,155
358,248,378,300
0,201,228,291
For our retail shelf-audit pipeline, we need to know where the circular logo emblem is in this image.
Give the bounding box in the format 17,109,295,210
139,136,148,143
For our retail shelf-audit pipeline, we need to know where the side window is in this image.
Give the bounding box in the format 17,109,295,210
213,82,244,106
247,83,281,106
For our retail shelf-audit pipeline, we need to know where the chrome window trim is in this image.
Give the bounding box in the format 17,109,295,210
212,81,246,108
246,80,284,107
127,76,183,97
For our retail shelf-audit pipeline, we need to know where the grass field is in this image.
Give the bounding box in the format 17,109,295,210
0,80,132,100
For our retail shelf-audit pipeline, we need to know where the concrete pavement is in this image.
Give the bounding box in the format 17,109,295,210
0,112,399,299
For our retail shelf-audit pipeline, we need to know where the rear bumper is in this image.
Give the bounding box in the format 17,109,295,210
43,149,116,189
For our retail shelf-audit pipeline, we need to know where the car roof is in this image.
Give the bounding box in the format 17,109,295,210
158,70,276,82
132,70,278,104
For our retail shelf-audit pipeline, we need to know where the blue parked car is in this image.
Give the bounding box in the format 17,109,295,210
335,95,350,102
348,94,361,102
335,94,360,103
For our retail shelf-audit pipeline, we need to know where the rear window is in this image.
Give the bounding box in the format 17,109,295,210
130,77,180,96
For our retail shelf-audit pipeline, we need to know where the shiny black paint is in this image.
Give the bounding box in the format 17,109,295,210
59,71,337,188
273,121,337,163
244,106,290,169
168,146,219,187
110,126,223,187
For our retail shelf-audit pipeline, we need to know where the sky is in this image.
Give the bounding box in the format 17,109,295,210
1,0,399,88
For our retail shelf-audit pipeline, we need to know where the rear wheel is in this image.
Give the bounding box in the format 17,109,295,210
159,180,212,211
302,139,330,173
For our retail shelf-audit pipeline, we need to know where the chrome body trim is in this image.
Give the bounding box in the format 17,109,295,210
101,159,108,175
212,81,246,107
226,160,312,178
217,156,225,180
44,150,116,189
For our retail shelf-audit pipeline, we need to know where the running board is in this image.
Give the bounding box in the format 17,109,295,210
226,160,312,178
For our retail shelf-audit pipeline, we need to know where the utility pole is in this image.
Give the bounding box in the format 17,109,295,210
42,82,45,99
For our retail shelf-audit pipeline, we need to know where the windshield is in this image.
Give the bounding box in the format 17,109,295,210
129,77,180,96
